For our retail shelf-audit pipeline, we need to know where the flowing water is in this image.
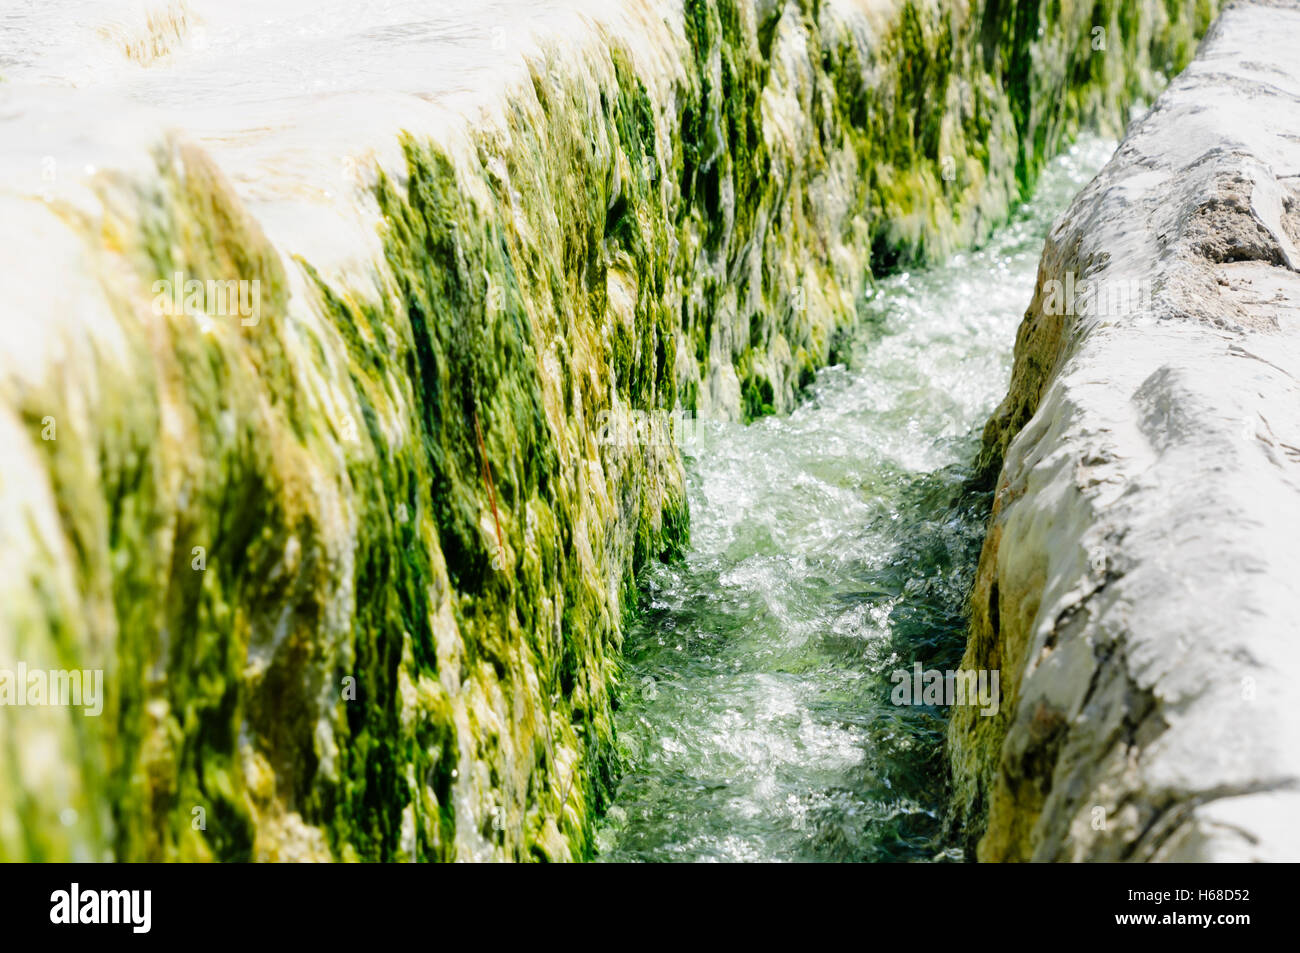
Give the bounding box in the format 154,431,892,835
597,138,1114,863
0,0,629,272
0,0,1115,860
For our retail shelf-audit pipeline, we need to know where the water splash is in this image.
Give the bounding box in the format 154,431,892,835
597,137,1115,863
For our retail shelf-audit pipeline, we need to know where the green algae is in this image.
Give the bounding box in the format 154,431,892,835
0,0,1218,862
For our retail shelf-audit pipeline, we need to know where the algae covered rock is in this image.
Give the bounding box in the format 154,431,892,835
0,0,1213,860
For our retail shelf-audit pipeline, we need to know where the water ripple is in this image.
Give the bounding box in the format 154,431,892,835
597,137,1114,863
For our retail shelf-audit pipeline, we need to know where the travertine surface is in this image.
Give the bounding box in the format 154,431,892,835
951,0,1300,862
0,0,1214,860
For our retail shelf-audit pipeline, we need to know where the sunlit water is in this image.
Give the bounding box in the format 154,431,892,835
0,0,637,270
2,2,1112,860
597,138,1114,863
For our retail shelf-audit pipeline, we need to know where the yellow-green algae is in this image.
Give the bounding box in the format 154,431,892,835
0,0,1215,860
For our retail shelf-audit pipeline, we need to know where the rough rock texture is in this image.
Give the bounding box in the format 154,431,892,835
950,0,1300,862
0,0,1212,861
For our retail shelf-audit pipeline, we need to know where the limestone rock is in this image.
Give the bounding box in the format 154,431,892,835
951,0,1300,862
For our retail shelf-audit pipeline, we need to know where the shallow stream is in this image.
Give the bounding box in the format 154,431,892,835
598,138,1113,862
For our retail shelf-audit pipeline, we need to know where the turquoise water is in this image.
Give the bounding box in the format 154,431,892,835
596,138,1113,863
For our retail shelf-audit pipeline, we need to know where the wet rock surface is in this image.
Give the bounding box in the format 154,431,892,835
0,0,1215,860
951,0,1300,862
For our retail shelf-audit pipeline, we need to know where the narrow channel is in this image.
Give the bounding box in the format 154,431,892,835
597,138,1114,863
